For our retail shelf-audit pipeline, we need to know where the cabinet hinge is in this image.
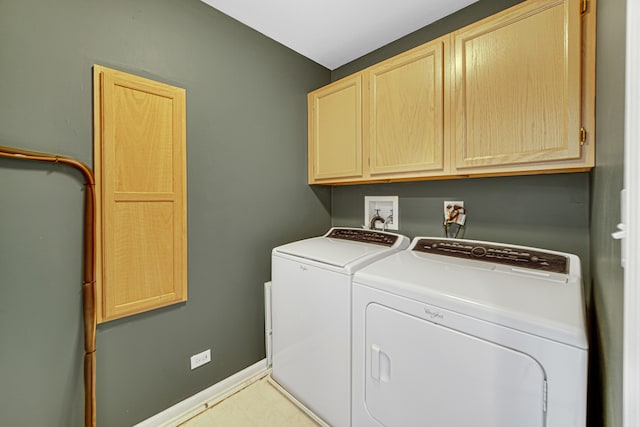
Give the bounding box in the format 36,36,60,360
580,127,587,145
581,0,588,15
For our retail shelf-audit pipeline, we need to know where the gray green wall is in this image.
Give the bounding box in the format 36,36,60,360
590,0,627,425
330,1,626,426
0,0,331,425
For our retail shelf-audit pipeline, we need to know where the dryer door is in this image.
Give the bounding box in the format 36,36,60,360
364,303,546,427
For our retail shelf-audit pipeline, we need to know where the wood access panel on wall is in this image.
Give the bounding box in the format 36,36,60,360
93,65,187,323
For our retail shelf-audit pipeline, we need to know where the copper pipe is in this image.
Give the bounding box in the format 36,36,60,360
0,145,97,427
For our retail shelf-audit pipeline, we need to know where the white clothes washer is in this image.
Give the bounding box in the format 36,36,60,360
271,227,410,427
352,237,588,427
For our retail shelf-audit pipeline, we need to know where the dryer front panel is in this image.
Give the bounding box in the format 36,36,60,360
363,303,546,427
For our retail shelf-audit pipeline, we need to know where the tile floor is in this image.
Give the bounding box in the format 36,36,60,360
180,377,320,427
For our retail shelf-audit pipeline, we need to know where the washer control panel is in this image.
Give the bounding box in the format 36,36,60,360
413,238,568,274
327,228,398,247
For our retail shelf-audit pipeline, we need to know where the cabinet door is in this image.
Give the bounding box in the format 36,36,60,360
368,37,448,177
93,65,187,323
308,75,362,184
453,0,582,171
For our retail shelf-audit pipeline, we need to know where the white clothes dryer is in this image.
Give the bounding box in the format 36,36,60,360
352,237,588,427
271,227,409,427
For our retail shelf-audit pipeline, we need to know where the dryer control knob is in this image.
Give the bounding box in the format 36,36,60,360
471,246,487,257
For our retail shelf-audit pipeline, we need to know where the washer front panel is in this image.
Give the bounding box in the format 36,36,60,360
271,256,351,426
269,229,408,427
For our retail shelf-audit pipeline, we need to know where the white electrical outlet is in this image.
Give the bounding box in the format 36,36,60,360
364,196,399,230
190,349,212,370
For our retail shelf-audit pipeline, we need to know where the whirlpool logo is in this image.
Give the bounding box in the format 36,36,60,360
424,308,444,320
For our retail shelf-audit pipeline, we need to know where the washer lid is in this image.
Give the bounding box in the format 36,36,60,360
273,228,409,269
354,240,587,349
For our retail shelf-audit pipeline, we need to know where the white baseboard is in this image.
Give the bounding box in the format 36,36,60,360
134,359,269,427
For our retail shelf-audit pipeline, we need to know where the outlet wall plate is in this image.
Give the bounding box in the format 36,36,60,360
190,349,212,370
364,196,399,230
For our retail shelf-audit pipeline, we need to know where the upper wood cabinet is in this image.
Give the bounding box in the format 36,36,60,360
93,65,187,323
308,75,363,183
368,36,449,179
452,0,586,174
307,0,595,185
308,37,449,184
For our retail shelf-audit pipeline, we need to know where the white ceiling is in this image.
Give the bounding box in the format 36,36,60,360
199,0,478,70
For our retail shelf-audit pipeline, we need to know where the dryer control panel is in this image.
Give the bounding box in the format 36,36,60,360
327,228,398,247
413,238,568,274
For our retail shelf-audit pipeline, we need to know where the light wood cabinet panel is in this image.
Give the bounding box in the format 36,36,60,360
93,65,187,323
308,75,363,184
452,0,583,171
368,36,449,178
